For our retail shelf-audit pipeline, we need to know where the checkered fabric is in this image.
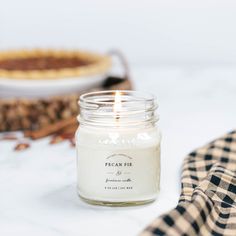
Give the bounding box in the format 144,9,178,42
141,131,236,236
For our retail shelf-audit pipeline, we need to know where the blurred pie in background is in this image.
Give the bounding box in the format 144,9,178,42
0,49,111,98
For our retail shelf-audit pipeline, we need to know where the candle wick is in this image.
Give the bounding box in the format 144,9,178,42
116,112,120,122
114,91,122,124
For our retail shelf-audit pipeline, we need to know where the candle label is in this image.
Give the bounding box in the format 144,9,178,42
104,154,134,191
77,145,160,200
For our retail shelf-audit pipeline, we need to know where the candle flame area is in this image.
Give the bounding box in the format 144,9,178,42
113,91,122,114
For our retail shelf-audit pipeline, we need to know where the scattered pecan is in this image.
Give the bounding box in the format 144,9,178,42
49,135,65,144
49,131,76,147
14,142,30,151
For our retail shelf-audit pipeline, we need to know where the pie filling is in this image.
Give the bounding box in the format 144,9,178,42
0,56,92,71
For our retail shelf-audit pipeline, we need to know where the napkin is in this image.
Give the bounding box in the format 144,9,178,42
142,131,236,236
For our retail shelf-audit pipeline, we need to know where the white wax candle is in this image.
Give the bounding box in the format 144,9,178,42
76,126,161,203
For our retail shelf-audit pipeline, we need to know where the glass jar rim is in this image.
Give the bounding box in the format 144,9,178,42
78,90,159,128
79,90,157,107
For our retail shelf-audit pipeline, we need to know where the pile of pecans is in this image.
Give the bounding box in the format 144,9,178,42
0,95,79,132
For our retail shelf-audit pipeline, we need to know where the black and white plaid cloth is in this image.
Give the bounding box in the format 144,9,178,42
141,131,236,236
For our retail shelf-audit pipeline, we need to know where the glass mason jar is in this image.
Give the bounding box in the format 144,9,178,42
76,90,161,206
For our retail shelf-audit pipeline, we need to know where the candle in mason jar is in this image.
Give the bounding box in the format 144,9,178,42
76,90,161,206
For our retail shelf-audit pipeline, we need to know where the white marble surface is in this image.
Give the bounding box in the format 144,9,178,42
1,66,236,236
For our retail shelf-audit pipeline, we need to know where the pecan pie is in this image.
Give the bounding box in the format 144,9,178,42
0,49,111,79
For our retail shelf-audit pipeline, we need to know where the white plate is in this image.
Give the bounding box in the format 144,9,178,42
0,72,108,98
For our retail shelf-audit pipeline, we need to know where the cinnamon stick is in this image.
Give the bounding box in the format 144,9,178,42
24,117,77,140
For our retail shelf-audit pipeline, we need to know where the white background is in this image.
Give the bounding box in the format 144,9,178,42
1,0,236,66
